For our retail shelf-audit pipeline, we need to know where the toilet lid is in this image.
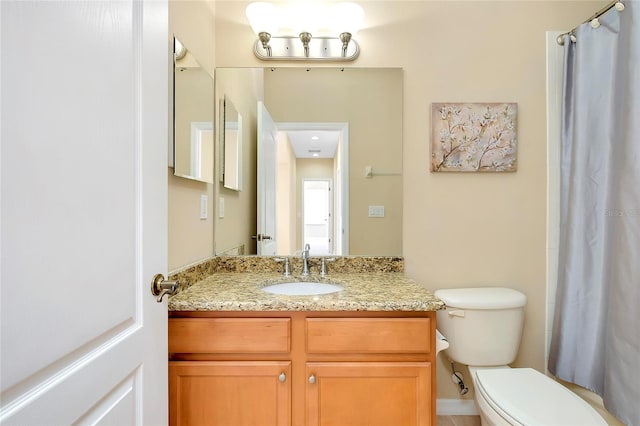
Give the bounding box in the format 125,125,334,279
475,368,607,426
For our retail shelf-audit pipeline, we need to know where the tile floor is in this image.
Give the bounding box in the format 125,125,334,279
436,415,481,426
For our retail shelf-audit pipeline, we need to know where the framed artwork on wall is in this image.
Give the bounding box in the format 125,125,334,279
431,103,517,172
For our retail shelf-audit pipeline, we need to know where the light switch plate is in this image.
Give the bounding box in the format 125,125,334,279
219,197,225,218
200,194,208,219
368,205,385,218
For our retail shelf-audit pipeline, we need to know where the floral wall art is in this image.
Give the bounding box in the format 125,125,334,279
431,103,517,172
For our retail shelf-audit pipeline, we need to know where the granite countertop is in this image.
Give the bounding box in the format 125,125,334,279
168,272,446,312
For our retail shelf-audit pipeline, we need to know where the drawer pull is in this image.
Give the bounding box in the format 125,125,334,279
308,374,316,384
278,372,286,383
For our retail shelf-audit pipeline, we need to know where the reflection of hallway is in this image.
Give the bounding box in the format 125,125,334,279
273,122,347,256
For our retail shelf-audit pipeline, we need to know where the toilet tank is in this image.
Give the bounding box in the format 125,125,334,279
434,287,527,366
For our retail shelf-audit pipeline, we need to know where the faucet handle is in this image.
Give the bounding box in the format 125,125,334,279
274,257,291,277
320,257,336,277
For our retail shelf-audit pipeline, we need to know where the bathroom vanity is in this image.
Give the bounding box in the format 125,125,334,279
168,258,445,426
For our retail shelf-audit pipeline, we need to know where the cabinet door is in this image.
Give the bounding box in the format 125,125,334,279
306,362,431,426
170,361,291,426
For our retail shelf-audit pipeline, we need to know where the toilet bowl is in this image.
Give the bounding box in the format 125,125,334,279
434,287,607,425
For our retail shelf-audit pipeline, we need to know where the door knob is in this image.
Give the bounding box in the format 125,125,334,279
278,372,286,382
308,374,316,384
151,274,178,302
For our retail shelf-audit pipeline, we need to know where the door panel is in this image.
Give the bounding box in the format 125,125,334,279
303,179,332,255
257,102,278,255
0,1,168,424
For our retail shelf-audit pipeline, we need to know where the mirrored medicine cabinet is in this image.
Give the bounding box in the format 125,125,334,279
172,37,214,184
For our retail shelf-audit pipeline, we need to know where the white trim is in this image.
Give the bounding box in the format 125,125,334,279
436,399,479,416
545,31,564,374
190,121,213,179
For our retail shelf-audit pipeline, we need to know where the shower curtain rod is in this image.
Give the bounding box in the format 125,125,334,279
557,0,622,45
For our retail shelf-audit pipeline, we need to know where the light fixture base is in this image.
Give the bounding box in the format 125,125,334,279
253,36,359,61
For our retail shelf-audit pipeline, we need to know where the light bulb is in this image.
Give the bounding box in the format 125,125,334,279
287,2,320,36
246,2,279,36
331,2,365,36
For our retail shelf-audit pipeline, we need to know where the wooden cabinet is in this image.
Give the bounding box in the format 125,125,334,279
169,361,291,426
169,311,436,426
306,362,431,426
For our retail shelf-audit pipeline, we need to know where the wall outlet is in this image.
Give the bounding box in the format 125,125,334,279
200,194,208,220
368,205,385,218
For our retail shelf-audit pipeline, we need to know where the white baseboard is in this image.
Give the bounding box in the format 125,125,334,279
436,399,479,416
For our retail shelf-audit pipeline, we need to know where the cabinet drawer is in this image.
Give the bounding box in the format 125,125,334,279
169,318,290,354
306,318,431,354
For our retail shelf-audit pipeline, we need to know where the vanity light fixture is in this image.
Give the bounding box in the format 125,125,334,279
245,1,364,61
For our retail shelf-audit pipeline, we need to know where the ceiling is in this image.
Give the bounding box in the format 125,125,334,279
285,130,340,159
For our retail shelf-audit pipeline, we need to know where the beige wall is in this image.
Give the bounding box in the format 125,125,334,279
213,0,602,402
168,0,216,271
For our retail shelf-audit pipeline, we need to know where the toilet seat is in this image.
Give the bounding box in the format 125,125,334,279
474,368,607,426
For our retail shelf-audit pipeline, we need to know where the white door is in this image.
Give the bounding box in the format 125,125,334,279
1,1,168,424
257,102,278,255
303,179,332,255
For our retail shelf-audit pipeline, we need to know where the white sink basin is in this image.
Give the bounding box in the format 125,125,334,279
261,281,343,296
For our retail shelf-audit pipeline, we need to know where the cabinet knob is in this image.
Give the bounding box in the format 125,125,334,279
308,374,316,384
278,372,286,383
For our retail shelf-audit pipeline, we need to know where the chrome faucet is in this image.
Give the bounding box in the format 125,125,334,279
301,244,311,276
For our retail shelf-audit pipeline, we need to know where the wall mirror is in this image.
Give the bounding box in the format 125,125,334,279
214,67,403,257
220,96,242,191
173,37,214,183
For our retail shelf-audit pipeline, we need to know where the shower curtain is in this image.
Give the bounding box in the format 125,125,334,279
548,2,639,425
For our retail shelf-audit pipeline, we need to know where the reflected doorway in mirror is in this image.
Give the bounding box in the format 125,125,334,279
303,179,333,256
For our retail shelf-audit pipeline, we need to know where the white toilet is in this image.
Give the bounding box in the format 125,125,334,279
435,287,607,426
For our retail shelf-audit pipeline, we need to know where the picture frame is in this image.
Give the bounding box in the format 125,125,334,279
431,102,517,172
